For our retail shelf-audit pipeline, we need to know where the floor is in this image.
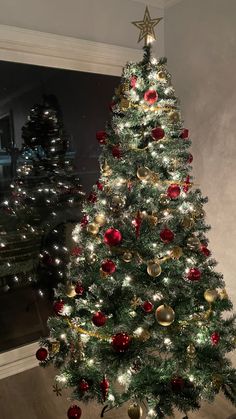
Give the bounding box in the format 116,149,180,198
0,366,235,419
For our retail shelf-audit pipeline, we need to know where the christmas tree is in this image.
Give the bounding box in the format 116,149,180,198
38,9,236,419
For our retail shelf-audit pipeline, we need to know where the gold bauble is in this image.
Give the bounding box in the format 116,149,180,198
137,167,151,181
147,261,162,277
87,253,97,264
204,289,218,303
182,216,195,229
50,341,60,354
102,161,112,177
65,283,77,298
169,111,180,122
122,251,133,262
157,70,167,81
170,246,183,260
94,213,106,226
187,343,196,358
87,223,100,235
128,403,143,419
155,305,175,326
138,329,151,342
159,194,170,206
218,288,228,300
186,236,201,250
110,195,126,211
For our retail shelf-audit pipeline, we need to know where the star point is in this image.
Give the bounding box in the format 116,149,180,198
132,6,163,46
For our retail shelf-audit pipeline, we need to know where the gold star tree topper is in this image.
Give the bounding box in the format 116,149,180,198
132,6,163,46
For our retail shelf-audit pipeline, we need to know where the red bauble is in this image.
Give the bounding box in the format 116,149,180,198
130,75,137,88
167,184,181,199
211,331,220,346
112,332,131,352
187,153,193,164
160,228,174,243
151,127,165,140
67,405,82,419
36,348,48,361
142,301,154,313
200,244,211,257
187,268,201,281
71,247,82,256
96,130,107,145
78,379,89,392
101,259,116,274
104,228,122,246
100,376,110,401
180,128,189,139
171,377,185,392
75,283,84,296
53,300,65,315
92,311,107,327
144,89,158,104
80,214,89,227
183,175,191,193
87,192,97,203
96,180,103,191
132,213,142,238
112,145,122,158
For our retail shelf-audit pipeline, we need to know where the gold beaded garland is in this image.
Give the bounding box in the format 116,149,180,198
155,304,175,326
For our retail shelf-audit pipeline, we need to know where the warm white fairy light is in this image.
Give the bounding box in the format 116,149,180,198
134,327,143,337
153,292,163,301
163,277,170,284
60,333,66,340
88,358,94,366
148,409,156,417
57,374,67,383
164,338,172,346
55,258,61,265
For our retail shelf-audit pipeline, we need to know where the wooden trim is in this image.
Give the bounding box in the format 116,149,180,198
0,342,38,380
0,24,142,76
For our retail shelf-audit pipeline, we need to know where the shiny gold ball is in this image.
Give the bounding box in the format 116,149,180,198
137,167,151,181
122,251,133,262
187,343,196,358
110,195,126,211
86,253,97,264
169,111,180,122
159,194,170,206
87,223,100,235
186,236,201,250
65,283,77,298
181,216,195,229
147,261,162,277
204,289,218,303
155,305,175,326
157,70,167,81
94,213,106,226
128,403,143,419
138,329,151,342
170,246,183,260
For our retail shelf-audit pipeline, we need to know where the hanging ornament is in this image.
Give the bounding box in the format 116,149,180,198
180,128,189,139
157,70,167,81
122,251,133,262
151,127,165,140
200,244,211,257
136,166,151,181
171,377,185,392
96,180,104,191
104,228,122,246
112,332,131,352
187,268,201,281
186,236,201,250
100,376,110,401
142,301,154,313
187,343,196,359
182,216,195,229
204,289,218,303
159,194,170,206
112,145,122,158
87,192,97,203
80,214,89,227
71,247,82,256
110,195,126,211
75,283,84,296
130,75,137,88
170,246,183,260
183,175,191,193
36,347,48,361
146,212,158,226
66,283,77,298
120,98,130,111
78,379,89,392
211,331,220,346
53,300,65,315
132,211,142,238
96,131,107,145
167,184,181,199
87,223,100,235
67,405,82,419
131,296,142,309
218,288,228,300
101,259,116,274
94,213,106,226
169,111,180,123
160,227,174,243
147,260,162,277
128,403,143,419
92,311,107,327
155,305,175,326
144,89,158,104
50,341,60,355
102,161,112,177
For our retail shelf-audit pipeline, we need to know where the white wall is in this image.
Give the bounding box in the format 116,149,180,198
165,0,236,311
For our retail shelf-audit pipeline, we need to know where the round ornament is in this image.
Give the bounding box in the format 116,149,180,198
96,180,104,191
96,130,107,145
211,331,220,346
155,305,175,326
94,213,106,226
142,301,154,313
144,89,158,104
87,192,97,204
112,332,131,352
36,347,48,361
110,195,126,211
92,311,107,327
122,251,133,262
187,268,201,281
186,236,201,250
167,184,181,199
182,216,195,229
157,70,167,81
147,261,162,277
180,128,189,139
171,377,185,392
170,246,183,260
66,283,77,298
78,379,89,392
136,167,151,181
104,228,122,246
112,145,122,158
128,403,143,419
87,223,99,235
169,111,180,123
53,300,64,315
200,244,211,257
160,227,174,243
159,194,170,206
67,405,82,419
87,253,97,264
101,259,116,274
75,283,84,296
204,289,218,303
151,127,165,140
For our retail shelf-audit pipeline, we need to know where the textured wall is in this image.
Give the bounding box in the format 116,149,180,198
165,0,236,326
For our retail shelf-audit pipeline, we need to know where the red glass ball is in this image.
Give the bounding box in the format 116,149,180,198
167,184,181,199
75,283,84,296
104,228,122,246
36,347,48,361
92,311,107,327
80,214,89,227
160,228,174,243
53,300,64,315
187,268,201,281
67,405,82,419
112,332,131,352
130,75,137,88
200,244,211,257
211,331,220,345
112,145,121,158
180,128,189,139
96,180,103,191
101,259,116,274
144,89,158,104
96,130,107,144
171,377,185,392
78,379,89,392
71,247,82,256
187,153,193,164
151,127,165,140
142,301,154,313
87,192,97,203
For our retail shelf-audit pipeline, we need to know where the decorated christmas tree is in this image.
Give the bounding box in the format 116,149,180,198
38,8,236,419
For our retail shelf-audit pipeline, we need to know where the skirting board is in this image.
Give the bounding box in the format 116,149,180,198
0,342,38,380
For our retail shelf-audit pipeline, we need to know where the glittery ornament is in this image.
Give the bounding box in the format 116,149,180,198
138,329,151,342
80,215,89,227
167,184,181,199
169,111,180,122
187,268,201,281
187,343,196,359
96,180,104,190
132,212,142,238
78,379,89,392
112,332,131,352
155,305,175,326
182,216,195,229
200,244,211,257
75,283,84,296
71,246,82,256
160,227,174,243
144,89,158,104
159,194,170,206
87,192,97,203
110,195,126,211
